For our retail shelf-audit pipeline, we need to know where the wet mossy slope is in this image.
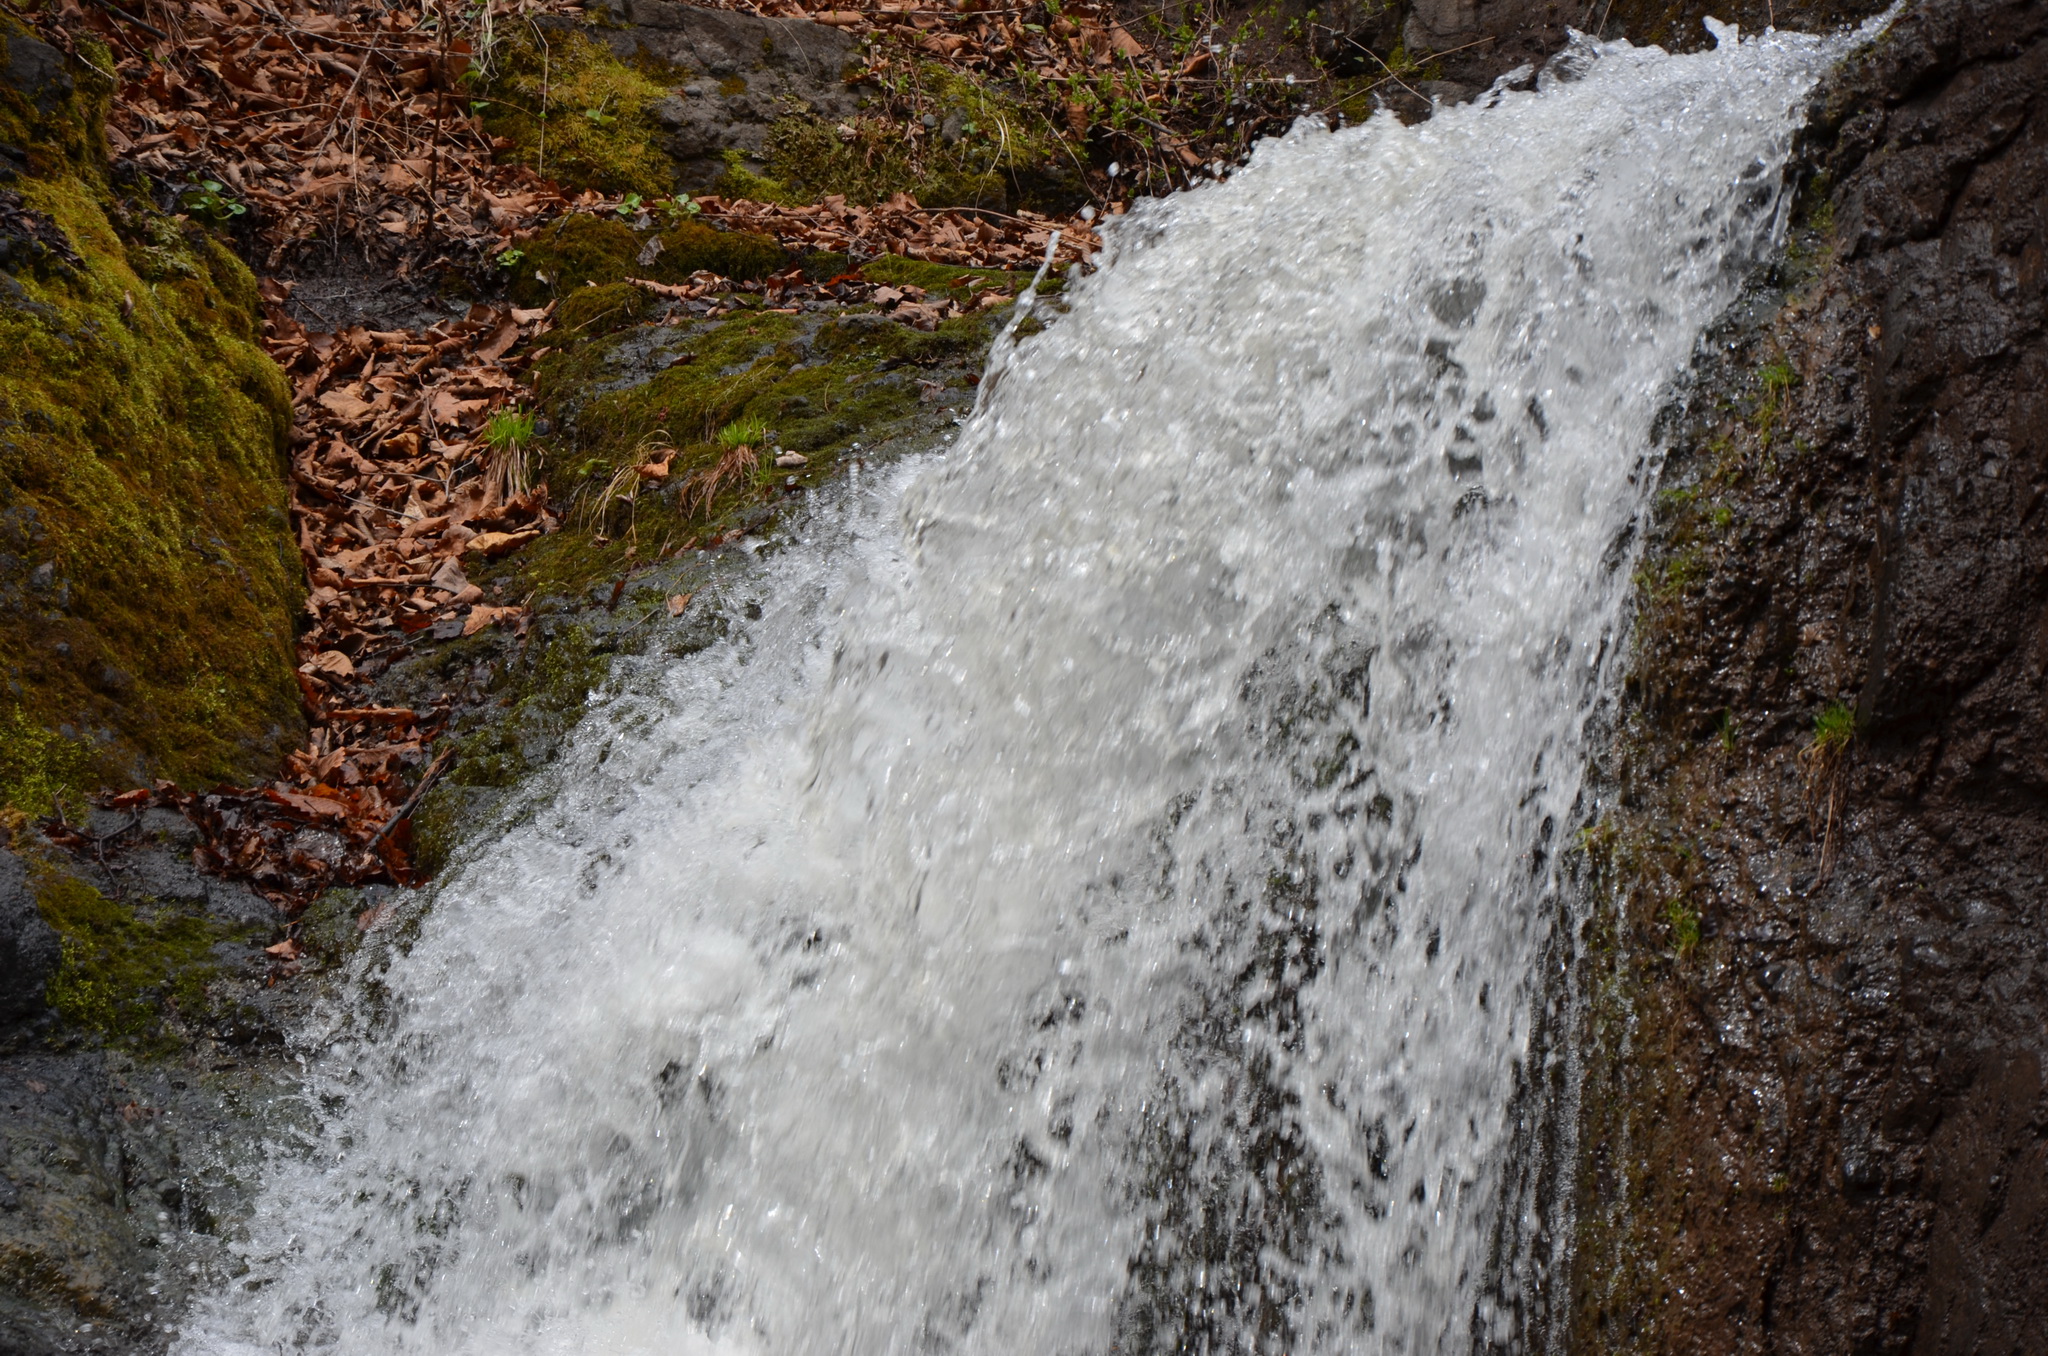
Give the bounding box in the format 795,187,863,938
0,23,304,812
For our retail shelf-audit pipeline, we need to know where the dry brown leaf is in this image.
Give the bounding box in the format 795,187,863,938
463,529,540,558
460,604,525,636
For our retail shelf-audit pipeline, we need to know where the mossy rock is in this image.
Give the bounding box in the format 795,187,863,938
555,279,655,335
653,219,784,281
506,301,999,604
476,22,679,198
1,22,303,809
744,68,1085,212
508,214,784,305
30,860,245,1051
859,254,1038,301
508,213,640,304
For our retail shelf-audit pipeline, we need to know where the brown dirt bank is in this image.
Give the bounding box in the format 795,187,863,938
1565,0,2048,1351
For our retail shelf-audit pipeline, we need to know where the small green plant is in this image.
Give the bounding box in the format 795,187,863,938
1716,709,1737,752
497,247,526,268
658,194,704,222
583,99,618,127
1754,357,1797,441
614,192,645,218
482,408,537,501
182,177,246,224
1810,700,1857,755
716,416,769,450
483,407,537,450
1664,896,1702,955
1801,700,1858,876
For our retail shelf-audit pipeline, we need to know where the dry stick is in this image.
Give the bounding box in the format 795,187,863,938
365,744,457,849
426,0,448,231
530,17,551,179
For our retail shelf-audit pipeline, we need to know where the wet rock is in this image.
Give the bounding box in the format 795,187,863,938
1566,0,2048,1349
0,847,58,1026
584,0,861,186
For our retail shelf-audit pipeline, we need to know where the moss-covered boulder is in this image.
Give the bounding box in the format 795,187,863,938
507,210,785,305
475,21,683,198
1,22,303,812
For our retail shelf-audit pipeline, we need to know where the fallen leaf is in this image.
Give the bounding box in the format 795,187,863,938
317,388,378,421
300,650,355,678
666,592,693,617
463,529,540,558
461,604,526,636
429,556,470,593
265,938,302,959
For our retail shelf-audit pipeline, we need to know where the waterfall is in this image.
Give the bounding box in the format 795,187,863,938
181,24,1853,1355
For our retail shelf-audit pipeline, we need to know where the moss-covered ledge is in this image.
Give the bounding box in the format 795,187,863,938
1,22,304,812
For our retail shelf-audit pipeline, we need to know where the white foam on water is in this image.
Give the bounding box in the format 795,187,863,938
179,23,1860,1355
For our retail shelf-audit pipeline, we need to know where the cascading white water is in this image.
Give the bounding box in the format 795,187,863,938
181,24,1857,1355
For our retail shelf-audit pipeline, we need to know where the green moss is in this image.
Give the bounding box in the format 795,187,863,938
749,65,1079,211
653,219,784,281
554,280,654,335
0,21,304,792
859,254,1034,300
476,23,678,197
1663,896,1702,956
509,214,785,305
0,705,93,816
31,862,243,1049
505,300,998,604
509,213,639,303
1634,548,1703,602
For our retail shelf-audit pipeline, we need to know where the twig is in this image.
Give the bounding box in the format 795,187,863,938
365,745,457,849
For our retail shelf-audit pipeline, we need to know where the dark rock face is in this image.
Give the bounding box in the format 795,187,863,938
0,848,58,1025
586,0,861,185
1568,1,2048,1350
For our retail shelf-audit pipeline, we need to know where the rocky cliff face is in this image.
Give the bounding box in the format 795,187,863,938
1567,1,2048,1350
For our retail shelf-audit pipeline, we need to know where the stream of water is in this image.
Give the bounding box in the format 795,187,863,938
182,24,1854,1355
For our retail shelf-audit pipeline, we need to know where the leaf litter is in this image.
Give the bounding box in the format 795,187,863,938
23,0,1318,931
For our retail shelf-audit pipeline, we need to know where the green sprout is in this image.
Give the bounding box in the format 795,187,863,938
1810,700,1857,755
183,178,246,224
614,192,646,218
716,416,769,450
483,407,537,449
496,247,526,268
1664,897,1702,956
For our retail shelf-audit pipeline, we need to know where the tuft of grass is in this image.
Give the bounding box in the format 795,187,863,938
1810,700,1857,754
482,407,537,502
483,407,536,450
681,441,760,519
1664,897,1702,956
1753,357,1798,442
1800,701,1858,877
716,416,769,451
